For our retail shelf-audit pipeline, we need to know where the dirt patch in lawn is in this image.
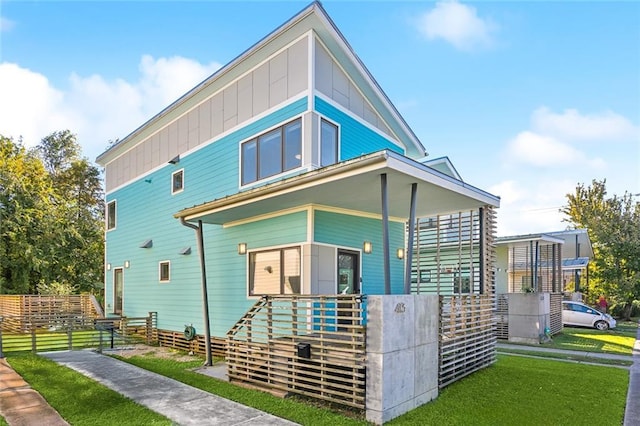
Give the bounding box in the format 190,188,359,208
103,344,203,362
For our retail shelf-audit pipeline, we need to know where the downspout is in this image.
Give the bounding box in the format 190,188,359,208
404,183,418,294
381,173,391,294
180,218,213,367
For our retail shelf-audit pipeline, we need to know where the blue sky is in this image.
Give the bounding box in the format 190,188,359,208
1,0,638,236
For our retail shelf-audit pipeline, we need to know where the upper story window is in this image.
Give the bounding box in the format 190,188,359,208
107,200,116,230
172,169,184,194
320,118,338,167
241,119,302,185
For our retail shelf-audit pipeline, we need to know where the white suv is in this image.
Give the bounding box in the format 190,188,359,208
562,301,617,330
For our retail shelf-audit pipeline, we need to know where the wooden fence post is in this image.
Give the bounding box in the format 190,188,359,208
30,320,36,354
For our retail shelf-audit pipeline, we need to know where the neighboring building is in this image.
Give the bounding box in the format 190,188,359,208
494,228,593,342
96,1,499,360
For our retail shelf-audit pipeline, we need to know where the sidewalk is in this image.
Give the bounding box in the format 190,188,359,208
0,358,69,426
624,324,640,426
40,350,297,426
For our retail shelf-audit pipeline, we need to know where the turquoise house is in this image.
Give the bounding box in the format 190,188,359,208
96,2,500,345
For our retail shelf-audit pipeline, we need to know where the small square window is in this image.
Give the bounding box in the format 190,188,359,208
159,261,170,282
107,200,116,230
172,170,184,194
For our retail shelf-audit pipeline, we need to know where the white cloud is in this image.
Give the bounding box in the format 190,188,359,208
506,131,585,167
0,56,220,161
532,107,639,142
415,0,496,50
488,180,523,206
0,17,15,32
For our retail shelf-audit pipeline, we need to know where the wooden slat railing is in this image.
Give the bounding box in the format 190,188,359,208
227,295,366,410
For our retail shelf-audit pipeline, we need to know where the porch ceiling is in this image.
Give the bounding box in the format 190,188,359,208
175,150,500,225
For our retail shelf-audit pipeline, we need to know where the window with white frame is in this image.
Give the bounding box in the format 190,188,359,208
172,169,184,194
241,119,302,185
107,200,116,230
159,261,170,282
249,247,301,295
320,118,338,167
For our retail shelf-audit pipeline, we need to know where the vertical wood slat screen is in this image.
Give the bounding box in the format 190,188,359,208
410,206,496,297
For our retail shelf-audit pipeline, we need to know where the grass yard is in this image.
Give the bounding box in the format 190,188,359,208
388,355,628,426
6,354,172,426
541,320,638,355
6,352,630,426
120,352,629,426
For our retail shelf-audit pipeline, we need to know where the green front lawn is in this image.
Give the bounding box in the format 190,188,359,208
543,322,637,355
389,355,628,426
6,350,631,426
6,354,171,426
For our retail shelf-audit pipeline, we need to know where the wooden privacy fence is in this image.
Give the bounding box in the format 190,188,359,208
0,312,157,356
0,295,102,333
439,294,496,388
227,295,366,410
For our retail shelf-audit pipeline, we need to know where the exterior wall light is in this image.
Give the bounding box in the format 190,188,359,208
396,248,404,259
363,241,372,254
106,263,111,271
238,243,247,255
124,260,130,269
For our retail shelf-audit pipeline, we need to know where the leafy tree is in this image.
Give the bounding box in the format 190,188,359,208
0,136,56,293
562,180,640,319
35,131,105,295
0,131,104,296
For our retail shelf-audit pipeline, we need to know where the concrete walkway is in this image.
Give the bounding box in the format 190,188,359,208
40,350,297,426
0,358,69,426
624,324,640,426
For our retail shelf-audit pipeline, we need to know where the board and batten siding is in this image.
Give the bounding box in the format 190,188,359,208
314,97,404,161
314,39,394,139
105,37,309,192
313,210,405,295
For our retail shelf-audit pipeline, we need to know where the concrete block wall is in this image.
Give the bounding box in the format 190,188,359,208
508,293,550,344
366,295,439,424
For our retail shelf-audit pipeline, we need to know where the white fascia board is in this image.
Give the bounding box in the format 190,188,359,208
385,151,500,207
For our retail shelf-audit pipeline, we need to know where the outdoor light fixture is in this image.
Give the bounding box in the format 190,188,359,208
106,263,111,271
168,155,180,165
179,247,192,255
396,248,404,259
237,243,247,255
363,241,372,254
124,260,130,269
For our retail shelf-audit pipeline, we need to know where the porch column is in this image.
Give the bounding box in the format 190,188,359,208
404,183,418,294
381,173,391,295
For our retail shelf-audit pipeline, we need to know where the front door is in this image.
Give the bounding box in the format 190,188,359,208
113,268,123,315
338,250,360,294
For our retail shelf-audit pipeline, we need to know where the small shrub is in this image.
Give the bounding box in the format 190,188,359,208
610,300,640,318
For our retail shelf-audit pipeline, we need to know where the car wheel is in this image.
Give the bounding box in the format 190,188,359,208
595,320,609,331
